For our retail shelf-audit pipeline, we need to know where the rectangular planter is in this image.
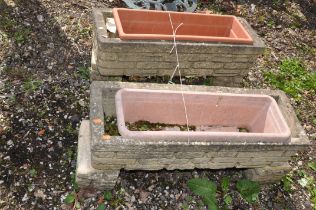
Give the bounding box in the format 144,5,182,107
75,81,310,190
113,8,253,44
115,88,291,143
91,8,265,87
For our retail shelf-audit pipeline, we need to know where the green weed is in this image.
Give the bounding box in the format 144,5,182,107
267,19,275,28
77,66,90,80
295,43,316,56
0,16,16,31
282,174,293,192
66,148,74,161
258,15,266,24
14,28,30,44
64,175,81,209
65,123,77,135
64,192,81,209
272,0,283,7
296,169,316,208
308,162,316,172
236,179,261,203
264,59,316,100
70,173,79,192
29,168,37,177
3,67,26,80
187,177,261,209
96,204,106,210
104,191,112,201
221,177,232,206
101,187,124,208
187,178,218,210
23,79,43,92
203,77,213,86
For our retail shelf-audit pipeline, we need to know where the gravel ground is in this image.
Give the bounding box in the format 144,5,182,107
0,0,315,209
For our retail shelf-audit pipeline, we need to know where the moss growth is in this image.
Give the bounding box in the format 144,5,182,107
127,120,196,131
238,128,249,133
104,116,120,136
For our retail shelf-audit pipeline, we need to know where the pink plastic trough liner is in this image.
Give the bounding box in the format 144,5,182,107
115,88,291,143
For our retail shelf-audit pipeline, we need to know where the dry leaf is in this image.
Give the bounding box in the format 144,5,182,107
38,129,45,136
20,163,29,170
102,134,111,141
125,203,133,210
77,186,98,199
139,190,149,203
97,195,104,204
34,189,46,200
198,9,212,14
92,118,102,125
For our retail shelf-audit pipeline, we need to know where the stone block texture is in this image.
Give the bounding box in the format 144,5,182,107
244,163,292,183
75,81,310,190
76,120,119,190
91,9,265,87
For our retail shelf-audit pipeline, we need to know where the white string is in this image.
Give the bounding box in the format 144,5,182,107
168,21,183,84
168,13,190,138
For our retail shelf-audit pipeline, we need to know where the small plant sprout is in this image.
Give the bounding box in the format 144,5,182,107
282,174,293,192
23,79,43,92
296,169,316,208
308,162,316,172
221,176,232,206
96,203,106,210
187,178,218,210
104,191,112,201
236,179,261,204
29,168,37,177
64,192,81,209
77,66,90,80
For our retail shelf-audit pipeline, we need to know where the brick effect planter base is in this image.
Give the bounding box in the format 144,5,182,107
91,9,265,87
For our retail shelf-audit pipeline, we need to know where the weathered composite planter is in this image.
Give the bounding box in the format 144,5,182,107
91,8,265,87
115,88,291,143
76,81,310,190
113,8,253,44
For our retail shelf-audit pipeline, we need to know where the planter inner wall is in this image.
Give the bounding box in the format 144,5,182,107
113,8,253,44
115,88,291,142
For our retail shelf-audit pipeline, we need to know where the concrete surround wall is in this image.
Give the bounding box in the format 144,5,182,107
77,7,308,192
76,81,310,190
91,9,265,87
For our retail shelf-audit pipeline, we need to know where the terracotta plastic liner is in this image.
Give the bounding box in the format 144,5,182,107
113,8,254,44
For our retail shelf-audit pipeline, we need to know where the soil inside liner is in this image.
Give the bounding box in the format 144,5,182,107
127,120,196,131
127,121,249,132
105,116,249,135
